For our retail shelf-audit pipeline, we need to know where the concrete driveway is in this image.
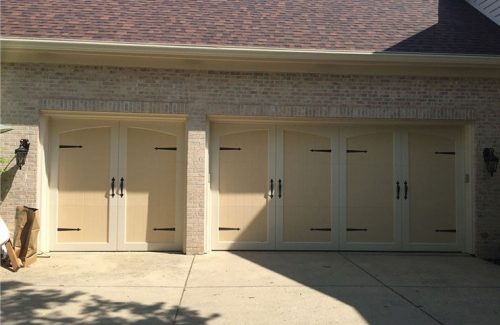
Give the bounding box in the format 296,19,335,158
1,252,499,324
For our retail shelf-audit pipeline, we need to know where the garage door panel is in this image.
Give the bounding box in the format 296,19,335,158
219,130,270,243
57,127,112,244
408,133,456,244
282,130,332,243
124,127,178,245
346,132,394,243
218,205,268,242
347,207,393,242
283,205,331,242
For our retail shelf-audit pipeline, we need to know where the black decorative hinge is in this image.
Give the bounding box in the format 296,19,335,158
347,150,368,153
57,227,81,231
310,149,331,153
153,227,176,231
435,151,455,155
59,145,82,149
435,229,456,233
219,227,240,231
347,228,368,231
310,228,331,231
154,147,177,150
220,147,241,151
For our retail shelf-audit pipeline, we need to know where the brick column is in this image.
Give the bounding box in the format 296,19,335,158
184,113,207,254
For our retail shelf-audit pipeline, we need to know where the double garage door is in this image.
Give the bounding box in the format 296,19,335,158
50,117,184,251
211,123,464,251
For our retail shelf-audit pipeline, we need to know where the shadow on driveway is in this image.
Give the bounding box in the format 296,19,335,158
1,280,219,325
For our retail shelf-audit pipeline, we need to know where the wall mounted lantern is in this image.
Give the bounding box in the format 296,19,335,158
483,148,498,176
15,139,30,170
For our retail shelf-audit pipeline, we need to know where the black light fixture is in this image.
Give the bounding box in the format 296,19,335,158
483,148,498,177
15,139,30,170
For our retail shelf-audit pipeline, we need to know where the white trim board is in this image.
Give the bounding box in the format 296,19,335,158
2,38,500,78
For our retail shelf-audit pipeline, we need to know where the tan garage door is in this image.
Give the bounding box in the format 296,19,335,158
212,124,276,250
340,126,462,251
212,122,463,252
51,117,184,251
346,131,395,244
276,127,334,250
211,123,336,250
56,123,117,248
405,129,458,248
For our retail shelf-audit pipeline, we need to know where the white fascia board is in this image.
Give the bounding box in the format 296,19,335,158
2,37,500,66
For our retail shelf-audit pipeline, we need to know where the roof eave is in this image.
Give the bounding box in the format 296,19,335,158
2,38,500,77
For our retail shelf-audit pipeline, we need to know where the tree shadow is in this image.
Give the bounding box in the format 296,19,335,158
1,281,219,325
384,0,500,55
1,165,18,203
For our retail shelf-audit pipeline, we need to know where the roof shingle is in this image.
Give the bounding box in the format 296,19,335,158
1,0,499,55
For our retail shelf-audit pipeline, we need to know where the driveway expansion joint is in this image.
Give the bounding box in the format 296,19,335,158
339,252,445,325
184,284,385,289
12,284,186,288
173,254,195,325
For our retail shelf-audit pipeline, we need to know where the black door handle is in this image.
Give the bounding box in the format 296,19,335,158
269,179,274,199
278,179,282,198
111,177,115,198
404,181,408,200
396,181,400,200
119,177,124,198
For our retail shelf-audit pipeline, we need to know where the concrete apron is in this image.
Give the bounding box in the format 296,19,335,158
1,252,499,325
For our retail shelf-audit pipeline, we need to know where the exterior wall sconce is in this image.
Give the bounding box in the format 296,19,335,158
15,139,30,170
483,148,498,176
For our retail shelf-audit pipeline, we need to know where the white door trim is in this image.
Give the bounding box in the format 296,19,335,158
37,115,50,253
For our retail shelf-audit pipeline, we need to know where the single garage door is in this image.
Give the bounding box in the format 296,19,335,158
210,122,464,252
50,117,185,251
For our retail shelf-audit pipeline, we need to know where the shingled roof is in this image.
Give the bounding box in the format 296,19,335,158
1,0,500,55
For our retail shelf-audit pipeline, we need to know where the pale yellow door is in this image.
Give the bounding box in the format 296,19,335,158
407,132,456,244
213,124,275,249
51,118,183,252
279,129,332,244
52,119,119,251
346,131,395,244
118,121,184,251
58,128,111,243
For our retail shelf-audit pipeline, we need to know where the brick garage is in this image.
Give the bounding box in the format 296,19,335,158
0,64,499,257
1,0,499,258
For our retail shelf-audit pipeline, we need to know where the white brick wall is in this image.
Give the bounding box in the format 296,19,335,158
1,64,499,257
